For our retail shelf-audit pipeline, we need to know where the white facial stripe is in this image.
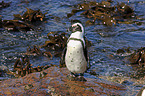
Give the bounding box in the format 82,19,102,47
72,23,84,33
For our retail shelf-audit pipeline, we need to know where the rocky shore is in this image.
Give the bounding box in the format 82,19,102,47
0,67,127,95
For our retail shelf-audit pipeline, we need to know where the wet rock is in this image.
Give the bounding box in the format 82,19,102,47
67,1,136,26
0,1,10,9
14,8,47,22
0,67,127,95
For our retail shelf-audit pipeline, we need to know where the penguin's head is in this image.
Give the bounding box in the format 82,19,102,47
69,20,84,36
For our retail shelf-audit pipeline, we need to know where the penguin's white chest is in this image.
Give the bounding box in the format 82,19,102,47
65,40,87,73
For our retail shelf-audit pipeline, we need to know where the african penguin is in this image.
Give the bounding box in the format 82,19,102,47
60,20,89,79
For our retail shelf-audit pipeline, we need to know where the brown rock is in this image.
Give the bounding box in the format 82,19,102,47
0,67,127,95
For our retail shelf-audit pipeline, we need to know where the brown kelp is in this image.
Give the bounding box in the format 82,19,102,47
67,1,136,26
130,47,145,66
13,8,47,22
127,47,145,79
1,8,47,31
41,32,68,51
7,56,51,77
2,20,33,31
25,45,53,58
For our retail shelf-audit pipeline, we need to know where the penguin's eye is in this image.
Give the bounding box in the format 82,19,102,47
72,25,82,33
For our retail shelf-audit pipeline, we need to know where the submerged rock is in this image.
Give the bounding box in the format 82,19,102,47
0,67,127,95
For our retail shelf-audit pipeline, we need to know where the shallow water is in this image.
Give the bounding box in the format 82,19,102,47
0,0,145,95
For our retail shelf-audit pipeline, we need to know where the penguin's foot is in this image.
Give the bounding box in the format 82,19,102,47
67,73,87,82
67,74,77,81
77,76,87,82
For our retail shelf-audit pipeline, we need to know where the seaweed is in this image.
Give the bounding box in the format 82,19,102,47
1,8,47,31
67,1,136,26
13,8,47,22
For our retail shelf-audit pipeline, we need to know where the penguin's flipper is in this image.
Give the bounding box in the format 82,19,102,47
60,47,67,67
84,46,88,62
83,38,91,70
84,46,90,70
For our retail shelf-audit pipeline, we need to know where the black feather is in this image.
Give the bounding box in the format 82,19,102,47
60,47,67,65
71,20,82,25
